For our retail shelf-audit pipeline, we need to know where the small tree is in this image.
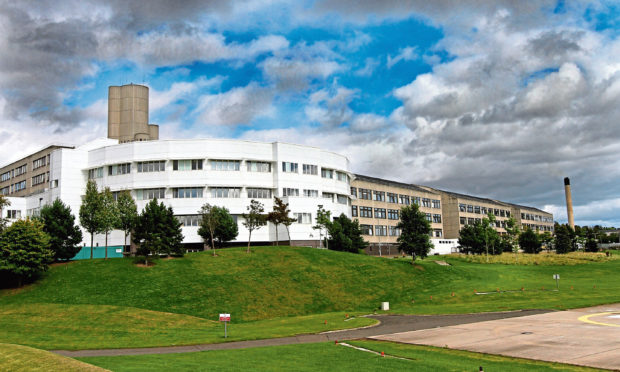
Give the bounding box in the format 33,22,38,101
313,205,331,249
327,214,368,253
133,199,184,265
504,217,521,261
242,200,267,253
198,203,220,256
397,204,432,263
39,199,83,261
116,190,138,253
99,187,119,260
202,207,238,248
0,218,53,287
458,223,486,255
0,195,10,233
519,228,542,254
584,227,599,252
554,224,575,254
79,180,102,259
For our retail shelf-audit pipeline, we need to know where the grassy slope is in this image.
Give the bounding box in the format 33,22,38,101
0,343,108,372
78,341,603,372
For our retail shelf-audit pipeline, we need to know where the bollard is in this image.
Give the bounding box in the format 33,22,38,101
496,288,500,292
430,295,433,300
381,351,385,357
335,340,338,345
324,320,327,325
521,287,524,291
451,292,455,297
479,367,484,372
571,286,574,290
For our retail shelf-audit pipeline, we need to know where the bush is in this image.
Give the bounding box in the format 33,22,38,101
519,229,542,254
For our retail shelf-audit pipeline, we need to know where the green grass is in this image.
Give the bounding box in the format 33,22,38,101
451,251,618,265
0,343,108,372
77,341,603,372
1,246,619,350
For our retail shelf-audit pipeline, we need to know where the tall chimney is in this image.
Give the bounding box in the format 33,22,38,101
564,177,575,229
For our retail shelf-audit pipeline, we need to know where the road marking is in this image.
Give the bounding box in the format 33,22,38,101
578,312,620,327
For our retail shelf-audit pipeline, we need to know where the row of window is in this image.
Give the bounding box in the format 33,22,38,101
522,223,554,232
282,162,349,183
1,164,29,183
31,173,47,186
352,188,440,208
129,187,347,201
459,217,510,229
5,210,21,219
359,225,444,238
32,156,49,170
353,206,441,222
521,213,553,223
176,212,314,228
0,180,27,195
459,204,511,218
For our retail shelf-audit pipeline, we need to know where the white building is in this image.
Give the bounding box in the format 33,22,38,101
4,137,353,250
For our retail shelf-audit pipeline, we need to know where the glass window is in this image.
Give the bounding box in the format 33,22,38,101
336,171,348,182
374,208,386,219
173,159,203,171
247,188,271,199
360,207,372,218
399,195,410,205
88,167,103,179
351,205,358,217
302,164,317,175
282,188,299,197
303,189,318,197
138,160,166,173
432,199,441,208
108,163,131,176
136,188,166,200
474,206,481,214
425,213,432,222
176,215,200,227
387,193,398,203
247,161,271,172
321,168,333,178
413,197,420,205
389,226,400,236
422,198,431,207
467,205,474,213
375,225,387,236
373,191,385,201
360,224,373,236
388,209,399,220
459,204,467,212
211,160,240,171
434,229,443,237
337,195,348,204
173,187,203,198
294,213,312,224
211,187,241,198
460,217,466,224
282,162,298,173
350,187,357,197
359,188,372,200
433,214,442,223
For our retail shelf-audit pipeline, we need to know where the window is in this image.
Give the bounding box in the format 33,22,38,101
467,205,473,213
360,207,372,218
389,226,400,236
211,187,241,198
303,189,318,198
173,159,203,171
0,187,8,195
387,193,398,203
14,164,27,176
33,156,46,169
88,167,103,179
433,214,442,223
467,217,475,225
481,207,487,214
13,181,26,192
359,188,371,200
399,195,410,205
425,213,432,222
459,203,466,212
421,198,431,208
351,205,358,217
136,188,165,200
282,188,299,197
173,187,203,198
336,171,348,182
211,160,240,171
1,171,10,182
474,206,481,214
388,209,399,220
432,199,441,208
322,192,334,201
108,163,131,176
460,217,466,225
32,173,46,186
282,162,298,173
373,191,385,201
434,229,443,238
350,187,357,197
375,225,387,236
360,224,373,236
337,195,348,204
294,213,312,224
500,210,506,217
321,168,333,178
413,197,420,205
6,210,21,219
247,188,271,199
494,209,499,216
302,164,317,175
177,215,200,227
138,160,166,173
374,208,386,219
247,161,271,172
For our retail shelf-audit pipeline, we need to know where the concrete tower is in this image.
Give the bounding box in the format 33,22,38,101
564,177,575,229
108,84,159,143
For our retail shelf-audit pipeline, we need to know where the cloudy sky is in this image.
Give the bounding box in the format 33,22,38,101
1,1,619,226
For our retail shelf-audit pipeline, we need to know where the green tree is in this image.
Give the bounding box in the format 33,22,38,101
242,200,267,253
554,224,575,254
0,194,9,233
116,190,138,253
268,197,296,246
584,227,599,252
540,231,554,252
519,228,542,254
0,218,53,287
327,214,368,253
313,205,331,249
133,199,184,264
99,187,119,260
198,203,220,256
38,199,83,261
200,206,238,248
79,180,102,259
504,217,521,260
396,204,432,263
458,223,485,255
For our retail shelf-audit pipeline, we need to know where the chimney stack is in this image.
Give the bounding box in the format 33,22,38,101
564,177,575,229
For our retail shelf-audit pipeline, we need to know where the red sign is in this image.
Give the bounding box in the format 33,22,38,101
219,313,230,322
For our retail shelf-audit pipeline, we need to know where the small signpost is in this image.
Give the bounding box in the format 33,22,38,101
553,274,560,290
219,313,230,338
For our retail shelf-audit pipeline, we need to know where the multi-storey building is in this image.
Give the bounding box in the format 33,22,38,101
512,204,554,232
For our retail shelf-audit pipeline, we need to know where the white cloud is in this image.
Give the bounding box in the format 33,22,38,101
195,83,274,126
387,46,418,69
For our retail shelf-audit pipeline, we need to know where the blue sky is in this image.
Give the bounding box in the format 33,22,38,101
1,1,620,226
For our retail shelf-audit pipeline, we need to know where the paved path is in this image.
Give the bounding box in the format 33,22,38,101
372,303,620,371
53,309,550,358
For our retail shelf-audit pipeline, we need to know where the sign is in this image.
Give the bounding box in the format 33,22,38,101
553,274,560,279
219,313,231,322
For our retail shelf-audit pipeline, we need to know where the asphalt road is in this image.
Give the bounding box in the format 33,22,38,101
53,309,552,358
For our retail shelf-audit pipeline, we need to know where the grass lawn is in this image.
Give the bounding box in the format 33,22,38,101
0,343,108,372
77,341,603,372
1,247,619,350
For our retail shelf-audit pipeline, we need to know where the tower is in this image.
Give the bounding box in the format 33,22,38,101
564,177,575,229
107,84,159,143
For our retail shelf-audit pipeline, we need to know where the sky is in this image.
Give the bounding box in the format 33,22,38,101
1,0,619,227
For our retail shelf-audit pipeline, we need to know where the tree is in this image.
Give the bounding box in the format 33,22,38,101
201,206,238,248
519,228,542,254
313,205,331,249
198,203,220,256
584,227,599,252
268,197,295,246
242,200,267,253
554,224,576,254
38,199,83,261
116,190,138,253
396,204,432,263
540,231,554,252
458,223,486,255
0,195,9,233
504,217,521,260
79,180,102,259
99,187,119,260
327,214,368,253
481,213,500,261
0,218,53,287
133,199,184,264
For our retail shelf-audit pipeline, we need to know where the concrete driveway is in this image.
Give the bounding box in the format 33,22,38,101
371,303,620,371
